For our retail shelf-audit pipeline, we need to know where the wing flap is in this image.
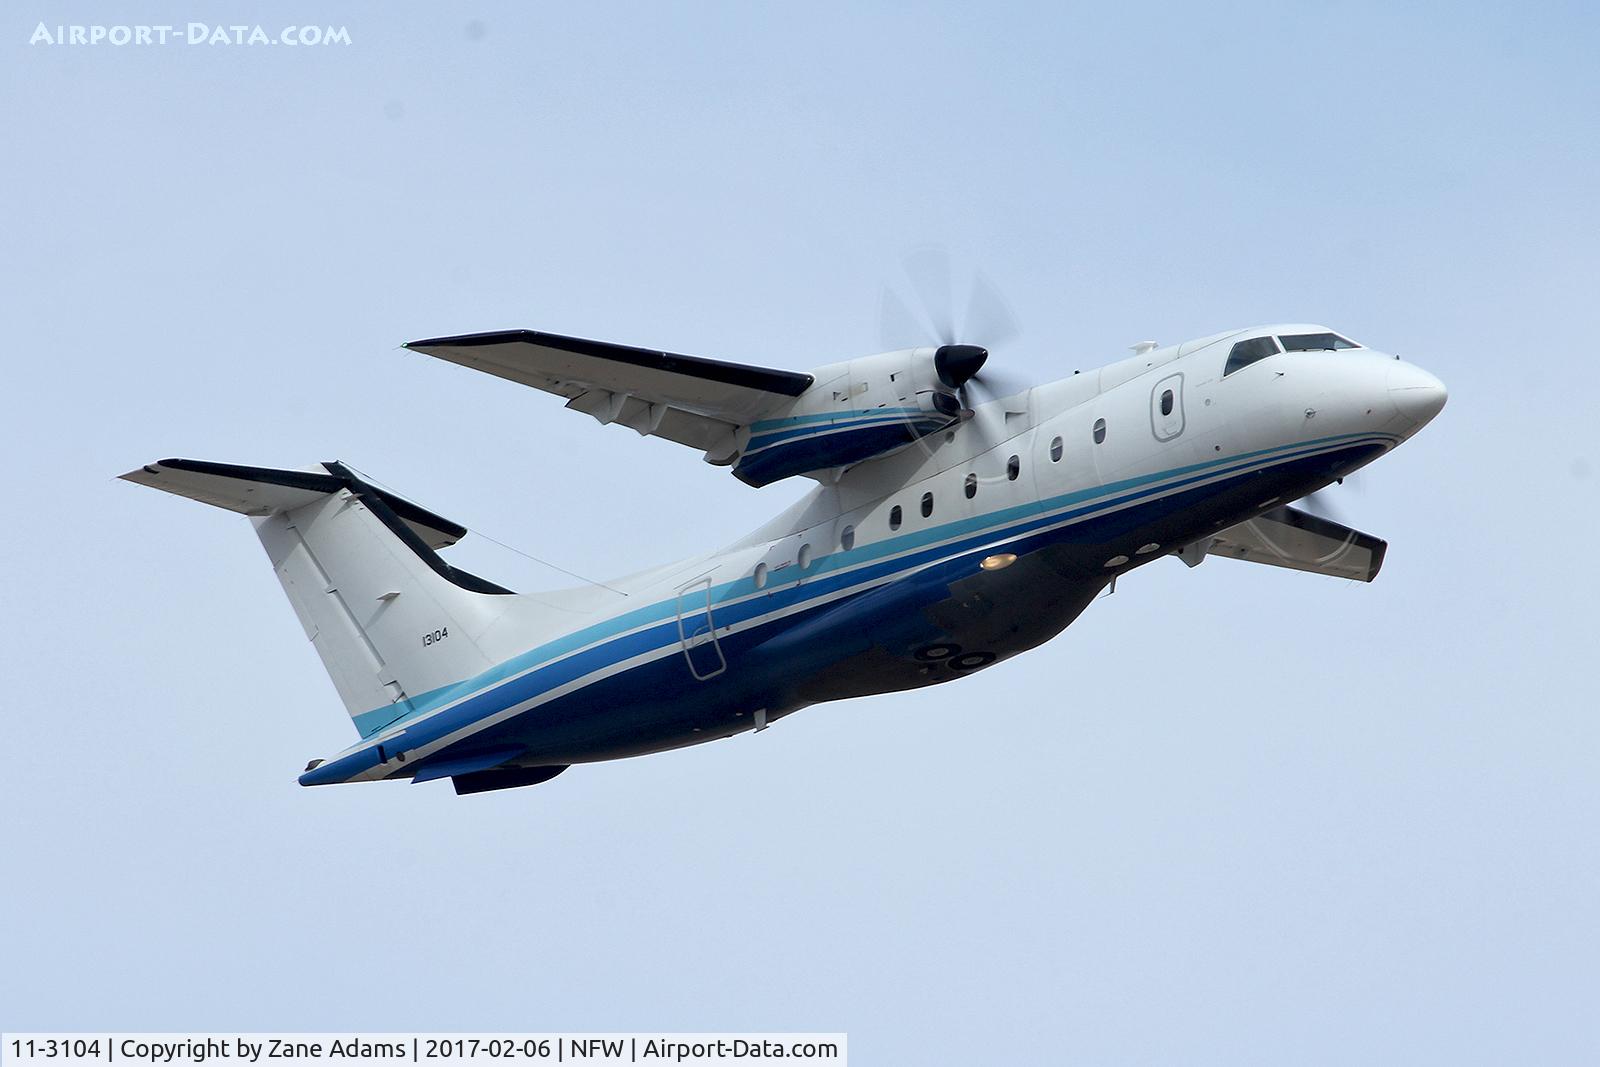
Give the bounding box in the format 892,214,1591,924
562,389,738,454
1205,505,1387,582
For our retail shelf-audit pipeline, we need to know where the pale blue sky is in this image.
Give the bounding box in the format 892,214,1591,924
3,2,1598,1062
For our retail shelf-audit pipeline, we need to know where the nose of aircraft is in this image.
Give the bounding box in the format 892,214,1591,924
1388,361,1448,429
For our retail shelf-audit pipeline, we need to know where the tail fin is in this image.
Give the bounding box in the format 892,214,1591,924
122,459,511,738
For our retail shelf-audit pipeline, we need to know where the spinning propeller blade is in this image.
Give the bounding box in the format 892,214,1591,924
878,247,1027,427
1297,473,1363,523
878,287,926,354
904,246,958,345
964,269,1021,351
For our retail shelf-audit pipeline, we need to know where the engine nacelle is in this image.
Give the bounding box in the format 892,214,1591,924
732,345,987,486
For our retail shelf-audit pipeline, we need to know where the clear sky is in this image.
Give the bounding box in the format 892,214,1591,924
3,1,1597,1062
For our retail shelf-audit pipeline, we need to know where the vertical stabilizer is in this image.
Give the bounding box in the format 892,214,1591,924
122,459,512,737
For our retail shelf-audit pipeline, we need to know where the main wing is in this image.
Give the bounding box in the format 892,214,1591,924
404,329,814,463
1204,505,1388,582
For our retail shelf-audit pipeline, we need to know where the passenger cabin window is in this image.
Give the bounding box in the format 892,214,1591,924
1160,389,1174,416
921,492,934,518
889,505,902,531
1007,455,1020,481
1093,418,1107,444
798,543,813,570
753,562,768,590
1278,332,1359,352
1050,436,1063,462
1223,336,1282,376
965,473,977,499
840,525,855,551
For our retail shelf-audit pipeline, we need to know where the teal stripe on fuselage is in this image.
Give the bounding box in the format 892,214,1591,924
329,434,1399,786
350,429,1396,739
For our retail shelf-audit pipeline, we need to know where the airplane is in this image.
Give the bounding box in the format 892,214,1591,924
123,319,1446,794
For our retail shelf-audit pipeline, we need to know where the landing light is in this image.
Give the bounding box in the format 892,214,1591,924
980,553,1017,571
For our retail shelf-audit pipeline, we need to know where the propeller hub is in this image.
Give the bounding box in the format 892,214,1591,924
934,344,988,389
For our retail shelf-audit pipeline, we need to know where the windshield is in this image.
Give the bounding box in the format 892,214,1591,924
1223,336,1281,376
1278,332,1359,352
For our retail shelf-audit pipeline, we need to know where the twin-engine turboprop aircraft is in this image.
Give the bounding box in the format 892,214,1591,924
124,321,1445,793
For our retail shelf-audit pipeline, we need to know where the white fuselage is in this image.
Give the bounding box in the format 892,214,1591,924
295,323,1444,785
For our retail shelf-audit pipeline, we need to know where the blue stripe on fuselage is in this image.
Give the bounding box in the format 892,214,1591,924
312,431,1395,783
348,429,1393,741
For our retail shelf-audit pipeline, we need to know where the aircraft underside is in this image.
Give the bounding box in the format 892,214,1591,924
438,438,1388,773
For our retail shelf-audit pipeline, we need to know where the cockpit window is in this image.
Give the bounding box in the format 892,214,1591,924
1223,336,1282,376
1278,332,1359,352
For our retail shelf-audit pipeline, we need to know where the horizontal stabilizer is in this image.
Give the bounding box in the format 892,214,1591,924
1205,505,1387,582
120,458,466,549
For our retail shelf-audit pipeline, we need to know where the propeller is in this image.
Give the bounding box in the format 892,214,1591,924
1297,473,1363,523
878,246,1029,416
1298,487,1343,522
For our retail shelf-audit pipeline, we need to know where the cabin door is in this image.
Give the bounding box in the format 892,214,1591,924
675,576,727,681
1151,373,1186,441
